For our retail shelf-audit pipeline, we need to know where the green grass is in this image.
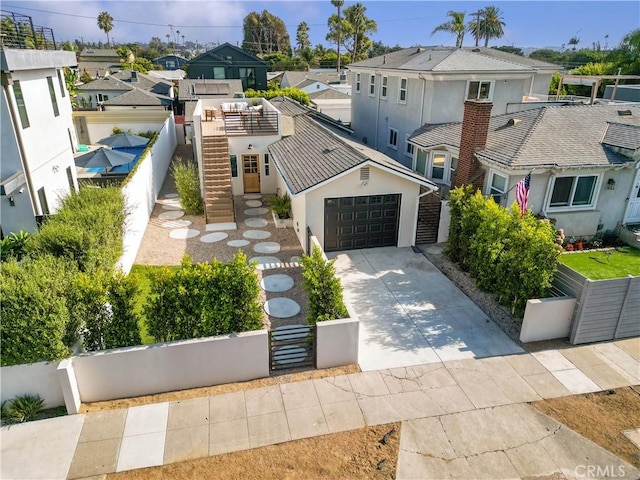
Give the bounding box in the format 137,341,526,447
129,265,179,345
559,247,640,280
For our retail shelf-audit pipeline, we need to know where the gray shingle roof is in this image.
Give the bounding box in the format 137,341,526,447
79,76,133,91
281,71,342,87
602,122,640,150
268,96,309,117
111,70,172,95
409,104,640,170
308,88,350,100
101,89,170,106
177,79,243,101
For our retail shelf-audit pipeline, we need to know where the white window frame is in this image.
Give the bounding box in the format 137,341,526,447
398,77,408,104
424,150,458,184
544,173,601,212
369,74,376,97
355,73,361,93
405,134,414,158
388,127,398,150
486,170,509,203
381,76,388,99
466,80,494,101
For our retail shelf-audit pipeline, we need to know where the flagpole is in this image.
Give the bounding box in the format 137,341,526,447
501,170,533,199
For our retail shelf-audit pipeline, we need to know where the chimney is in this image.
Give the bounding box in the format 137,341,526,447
453,100,492,189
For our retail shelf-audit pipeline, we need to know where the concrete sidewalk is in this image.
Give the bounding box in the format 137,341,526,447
1,338,639,479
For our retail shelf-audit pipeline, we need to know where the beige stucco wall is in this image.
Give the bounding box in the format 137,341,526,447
276,167,307,250
520,297,576,343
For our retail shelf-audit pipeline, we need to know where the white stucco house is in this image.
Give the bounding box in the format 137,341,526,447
1,47,78,235
348,46,558,168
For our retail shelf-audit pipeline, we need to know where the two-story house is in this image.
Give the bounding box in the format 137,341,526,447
348,46,558,169
77,48,123,79
153,54,188,71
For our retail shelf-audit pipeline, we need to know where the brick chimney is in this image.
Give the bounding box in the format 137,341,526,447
453,100,493,189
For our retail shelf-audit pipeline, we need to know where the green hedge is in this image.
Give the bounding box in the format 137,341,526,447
445,186,561,318
244,87,310,106
144,253,263,342
301,246,349,324
172,158,203,215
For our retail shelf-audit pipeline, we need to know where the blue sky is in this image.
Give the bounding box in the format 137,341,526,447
4,1,638,51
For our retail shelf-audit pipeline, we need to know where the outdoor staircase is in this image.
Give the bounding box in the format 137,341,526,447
202,136,235,224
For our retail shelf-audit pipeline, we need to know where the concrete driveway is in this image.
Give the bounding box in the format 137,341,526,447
329,247,523,371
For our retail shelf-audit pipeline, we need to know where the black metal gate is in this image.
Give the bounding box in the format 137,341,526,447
269,325,316,372
415,190,442,244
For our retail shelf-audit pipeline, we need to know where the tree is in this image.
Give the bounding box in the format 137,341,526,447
369,41,402,58
63,67,81,108
475,6,505,47
97,11,114,45
242,11,291,56
431,11,466,48
342,3,377,63
330,0,345,71
492,45,523,56
296,22,311,52
568,36,580,51
607,28,640,75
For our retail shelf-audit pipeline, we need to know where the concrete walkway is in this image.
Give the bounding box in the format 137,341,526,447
2,339,638,479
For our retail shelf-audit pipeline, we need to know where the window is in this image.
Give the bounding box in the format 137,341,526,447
398,78,408,104
239,67,256,89
489,171,508,203
166,60,176,69
430,153,446,180
97,93,109,103
467,80,492,100
548,175,598,209
381,76,388,99
47,77,59,117
66,166,75,192
450,157,458,182
388,128,398,149
416,150,458,183
229,155,238,177
264,153,270,176
57,69,66,97
13,80,29,129
369,75,375,96
355,73,361,93
213,66,226,79
415,149,427,175
405,135,414,158
37,187,49,215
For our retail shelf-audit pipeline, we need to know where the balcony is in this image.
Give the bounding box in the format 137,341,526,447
197,98,280,137
1,10,57,51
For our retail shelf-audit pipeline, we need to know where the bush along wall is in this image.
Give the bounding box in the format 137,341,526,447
445,186,562,318
300,246,349,324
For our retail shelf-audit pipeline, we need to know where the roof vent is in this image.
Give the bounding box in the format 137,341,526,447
506,118,522,126
360,167,370,181
618,110,632,116
362,136,368,145
131,71,138,82
382,55,386,64
416,47,424,54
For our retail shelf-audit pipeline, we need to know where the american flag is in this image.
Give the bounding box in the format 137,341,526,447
515,173,531,218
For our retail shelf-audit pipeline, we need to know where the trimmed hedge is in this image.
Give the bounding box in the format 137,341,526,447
244,87,310,106
172,158,203,215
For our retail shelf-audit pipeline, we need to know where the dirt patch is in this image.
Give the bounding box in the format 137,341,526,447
107,423,400,480
532,387,640,468
79,364,359,413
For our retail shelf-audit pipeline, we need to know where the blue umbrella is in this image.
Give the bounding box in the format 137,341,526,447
97,133,150,148
75,147,137,173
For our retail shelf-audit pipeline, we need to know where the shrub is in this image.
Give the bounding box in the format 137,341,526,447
1,230,31,262
244,87,310,106
269,193,291,219
1,394,45,424
145,253,263,342
172,158,203,215
301,246,349,324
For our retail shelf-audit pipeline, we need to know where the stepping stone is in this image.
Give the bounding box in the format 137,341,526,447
290,256,302,263
254,242,281,254
162,204,183,211
243,230,271,240
260,274,294,292
244,208,269,216
249,256,282,270
245,218,268,228
164,193,179,198
246,200,263,208
264,298,301,318
228,239,250,248
169,228,199,239
161,219,191,229
205,222,237,231
200,232,228,243
243,194,262,200
159,210,185,220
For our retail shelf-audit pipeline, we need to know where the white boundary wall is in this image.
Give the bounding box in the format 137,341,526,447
520,297,576,343
0,361,65,408
317,318,359,369
118,115,177,273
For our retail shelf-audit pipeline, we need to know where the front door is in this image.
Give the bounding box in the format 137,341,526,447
624,169,640,224
243,154,260,193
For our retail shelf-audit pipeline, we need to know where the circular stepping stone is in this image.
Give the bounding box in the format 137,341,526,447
228,239,250,248
243,230,271,240
243,194,262,200
246,200,263,208
164,193,179,198
260,274,294,292
245,218,268,228
264,298,301,318
162,204,182,211
244,207,269,216
169,228,199,239
290,256,302,263
206,222,237,231
161,219,191,228
158,210,185,220
249,256,281,270
200,232,228,243
254,242,281,254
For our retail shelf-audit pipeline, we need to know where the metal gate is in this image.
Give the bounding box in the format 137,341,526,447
269,325,316,372
415,190,442,244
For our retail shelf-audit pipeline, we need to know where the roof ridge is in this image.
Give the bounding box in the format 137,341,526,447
471,49,536,70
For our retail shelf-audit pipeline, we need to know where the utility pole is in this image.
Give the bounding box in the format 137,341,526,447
471,10,482,47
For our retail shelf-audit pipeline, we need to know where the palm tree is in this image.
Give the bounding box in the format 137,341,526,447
182,34,185,45
97,11,114,45
176,30,181,44
479,6,505,47
331,0,345,72
166,34,170,46
431,11,466,48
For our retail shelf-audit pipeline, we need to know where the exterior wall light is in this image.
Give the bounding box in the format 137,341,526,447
607,178,616,190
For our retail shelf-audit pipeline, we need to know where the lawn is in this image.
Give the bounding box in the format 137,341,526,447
558,247,640,280
129,265,179,345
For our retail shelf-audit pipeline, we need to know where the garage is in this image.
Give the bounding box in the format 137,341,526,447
324,194,401,251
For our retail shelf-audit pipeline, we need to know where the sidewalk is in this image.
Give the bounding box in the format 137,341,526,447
1,338,639,479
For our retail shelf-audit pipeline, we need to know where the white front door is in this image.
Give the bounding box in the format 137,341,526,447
624,169,640,224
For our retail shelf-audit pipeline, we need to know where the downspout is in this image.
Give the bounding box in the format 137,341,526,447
528,74,534,98
411,187,436,247
419,73,426,126
374,70,380,150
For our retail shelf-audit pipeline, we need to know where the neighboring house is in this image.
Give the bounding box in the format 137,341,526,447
408,101,640,239
1,41,78,234
280,69,351,95
186,43,268,90
77,48,123,78
191,95,437,252
348,46,558,167
147,69,187,82
604,84,640,103
77,76,133,109
153,54,188,71
308,88,352,125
